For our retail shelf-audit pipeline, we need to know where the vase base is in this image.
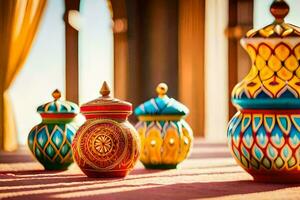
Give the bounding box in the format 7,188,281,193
143,163,178,169
252,174,300,183
81,168,129,178
43,163,71,170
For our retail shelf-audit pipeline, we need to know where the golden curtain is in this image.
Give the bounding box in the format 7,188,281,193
0,0,47,151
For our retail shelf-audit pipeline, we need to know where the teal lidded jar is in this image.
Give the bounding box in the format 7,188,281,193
134,83,193,169
27,89,81,170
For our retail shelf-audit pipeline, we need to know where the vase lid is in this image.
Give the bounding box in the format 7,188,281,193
134,83,189,120
37,89,79,118
246,0,300,38
80,81,132,120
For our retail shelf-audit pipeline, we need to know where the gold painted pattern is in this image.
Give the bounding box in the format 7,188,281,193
94,135,113,155
136,120,193,166
75,119,128,170
32,124,73,163
233,42,300,99
138,115,184,121
73,119,139,172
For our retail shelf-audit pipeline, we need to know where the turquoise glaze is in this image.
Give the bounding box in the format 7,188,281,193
28,122,79,169
134,95,189,116
227,1,300,182
27,90,81,170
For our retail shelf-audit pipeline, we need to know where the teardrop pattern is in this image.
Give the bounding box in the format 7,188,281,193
27,122,77,170
227,111,300,173
135,119,193,169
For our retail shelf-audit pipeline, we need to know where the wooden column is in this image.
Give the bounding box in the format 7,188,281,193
111,0,128,101
125,0,142,112
127,0,179,102
228,0,253,119
228,0,238,119
112,0,179,123
139,0,179,100
64,0,80,104
178,0,205,137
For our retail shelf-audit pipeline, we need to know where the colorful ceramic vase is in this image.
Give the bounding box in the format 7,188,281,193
72,82,140,178
134,83,193,169
227,0,300,182
28,89,80,170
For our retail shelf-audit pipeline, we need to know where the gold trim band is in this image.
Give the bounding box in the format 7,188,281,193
138,115,183,121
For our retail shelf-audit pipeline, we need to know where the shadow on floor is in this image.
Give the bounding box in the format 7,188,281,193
189,152,232,159
4,142,297,199
0,165,241,188
3,180,300,200
0,153,34,163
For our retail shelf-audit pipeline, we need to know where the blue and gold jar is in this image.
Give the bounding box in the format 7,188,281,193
27,89,81,170
134,83,193,169
227,0,300,182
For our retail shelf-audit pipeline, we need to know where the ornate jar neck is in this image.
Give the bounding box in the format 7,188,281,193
231,0,300,110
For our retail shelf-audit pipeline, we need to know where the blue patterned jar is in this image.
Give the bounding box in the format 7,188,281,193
227,0,300,183
27,89,81,170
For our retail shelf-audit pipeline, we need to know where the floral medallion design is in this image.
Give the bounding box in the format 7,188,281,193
72,119,139,173
94,134,113,156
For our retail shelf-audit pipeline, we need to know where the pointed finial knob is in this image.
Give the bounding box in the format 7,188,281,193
100,81,111,97
270,0,289,23
52,89,61,100
156,83,168,98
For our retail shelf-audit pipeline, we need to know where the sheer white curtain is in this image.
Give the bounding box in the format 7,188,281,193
79,0,113,104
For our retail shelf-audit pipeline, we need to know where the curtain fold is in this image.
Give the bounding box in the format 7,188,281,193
0,0,47,151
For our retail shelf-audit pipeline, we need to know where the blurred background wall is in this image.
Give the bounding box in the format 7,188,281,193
2,0,300,150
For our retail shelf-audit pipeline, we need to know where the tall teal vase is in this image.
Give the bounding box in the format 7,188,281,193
227,0,300,183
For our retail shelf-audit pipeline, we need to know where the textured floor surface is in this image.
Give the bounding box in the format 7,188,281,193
0,140,300,200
